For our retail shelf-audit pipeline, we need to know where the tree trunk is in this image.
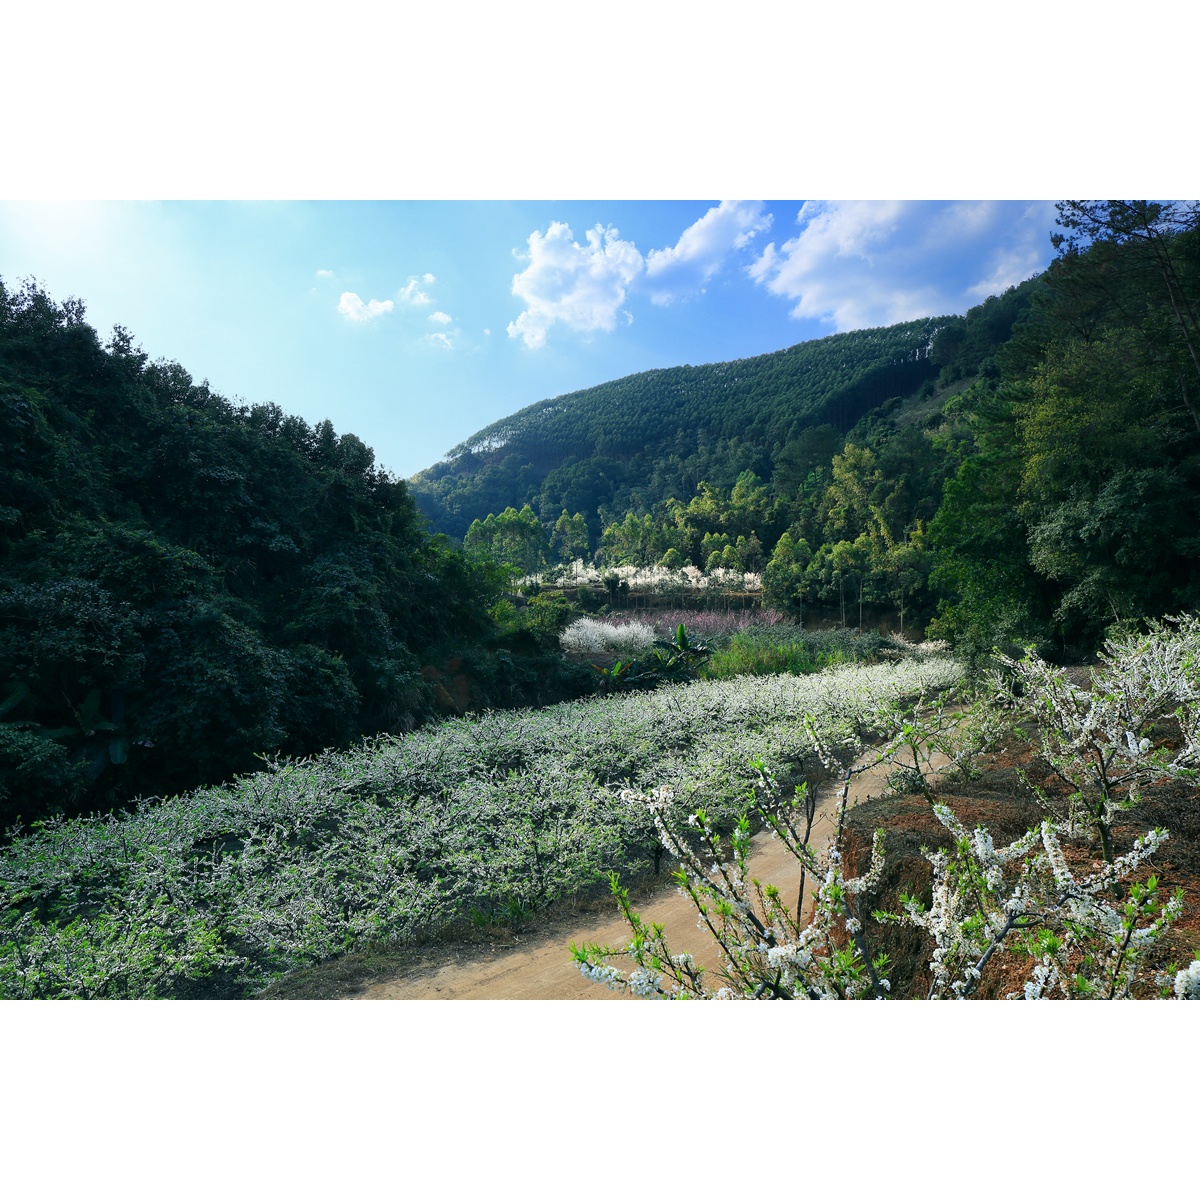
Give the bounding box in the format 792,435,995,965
1097,813,1114,865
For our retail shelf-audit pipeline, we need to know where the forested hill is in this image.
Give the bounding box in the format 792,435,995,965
409,316,954,539
412,201,1200,670
0,279,505,830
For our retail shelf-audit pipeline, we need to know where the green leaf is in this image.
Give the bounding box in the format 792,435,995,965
0,681,32,718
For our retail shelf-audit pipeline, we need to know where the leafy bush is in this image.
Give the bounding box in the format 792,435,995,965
587,624,714,693
701,627,895,679
701,635,848,679
492,592,579,648
574,585,603,613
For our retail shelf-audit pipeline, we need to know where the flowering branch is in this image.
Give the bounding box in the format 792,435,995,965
571,771,891,1000
1000,614,1200,864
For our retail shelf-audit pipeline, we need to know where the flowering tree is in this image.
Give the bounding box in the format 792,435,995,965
575,757,1196,1001
881,808,1182,999
865,682,1009,805
1001,615,1200,864
571,771,892,999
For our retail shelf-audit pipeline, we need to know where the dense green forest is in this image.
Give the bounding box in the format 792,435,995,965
416,202,1200,657
0,280,596,832
410,315,948,542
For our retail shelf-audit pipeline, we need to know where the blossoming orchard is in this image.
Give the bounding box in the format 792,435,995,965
0,653,958,997
573,616,1200,999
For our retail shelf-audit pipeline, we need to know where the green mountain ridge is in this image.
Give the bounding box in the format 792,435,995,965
410,316,953,540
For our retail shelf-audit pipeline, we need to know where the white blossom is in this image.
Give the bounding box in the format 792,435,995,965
1174,960,1200,999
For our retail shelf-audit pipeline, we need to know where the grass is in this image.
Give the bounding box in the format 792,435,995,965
700,626,894,678
702,636,846,678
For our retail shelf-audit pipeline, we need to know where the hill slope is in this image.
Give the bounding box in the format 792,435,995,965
410,317,949,539
0,279,498,829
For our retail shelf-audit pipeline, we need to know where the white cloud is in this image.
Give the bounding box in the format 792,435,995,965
429,311,452,325
748,200,1058,330
315,268,333,278
508,222,644,349
483,328,491,336
963,203,1057,300
643,200,772,304
398,278,432,305
427,329,459,350
337,292,393,322
423,273,436,283
506,205,777,347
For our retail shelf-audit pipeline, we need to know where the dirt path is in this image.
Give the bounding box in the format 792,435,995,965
349,744,947,1001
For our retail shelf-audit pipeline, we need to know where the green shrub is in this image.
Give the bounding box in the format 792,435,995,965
575,585,602,613
0,725,86,832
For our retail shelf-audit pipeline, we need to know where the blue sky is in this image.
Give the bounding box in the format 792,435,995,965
0,200,1059,478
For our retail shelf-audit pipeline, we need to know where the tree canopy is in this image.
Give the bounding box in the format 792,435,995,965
0,279,499,830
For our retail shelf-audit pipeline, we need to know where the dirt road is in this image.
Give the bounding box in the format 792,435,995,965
349,746,940,1000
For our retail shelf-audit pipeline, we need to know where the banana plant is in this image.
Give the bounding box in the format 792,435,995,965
39,689,130,779
642,623,712,678
590,659,638,692
591,623,714,691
